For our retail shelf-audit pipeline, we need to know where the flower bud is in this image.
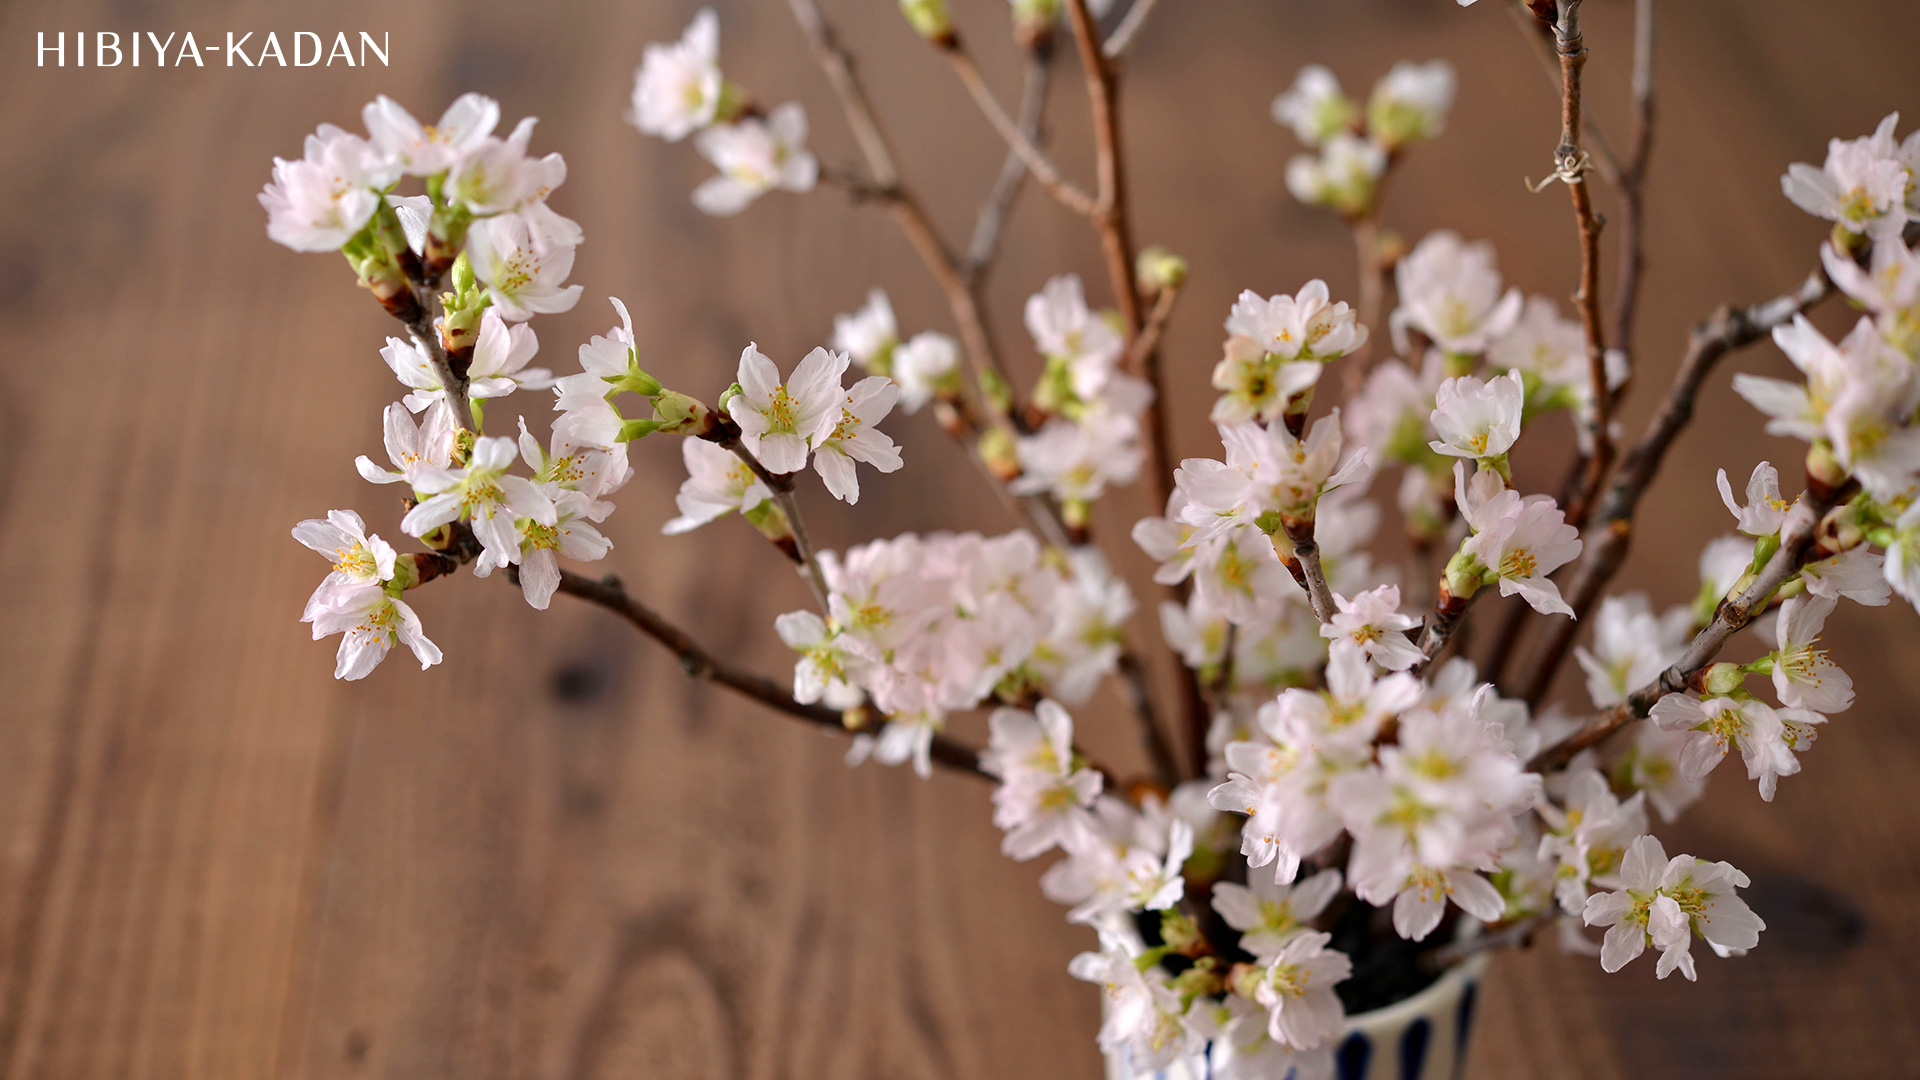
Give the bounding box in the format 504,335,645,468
1136,246,1189,294
1442,548,1488,602
899,0,957,46
1010,0,1059,52
1698,662,1747,697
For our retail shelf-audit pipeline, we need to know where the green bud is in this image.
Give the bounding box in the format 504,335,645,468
1749,532,1782,576
713,80,750,126
1062,497,1092,531
980,368,1014,417
899,0,955,43
649,390,712,436
977,425,1020,480
1160,909,1204,954
1441,352,1477,379
619,417,666,441
743,497,792,542
1701,662,1748,696
1443,547,1488,602
450,251,476,298
1254,509,1286,536
1033,355,1079,416
1136,246,1189,293
717,382,745,413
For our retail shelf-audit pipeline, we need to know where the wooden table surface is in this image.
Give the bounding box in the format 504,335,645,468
4,1,1919,1076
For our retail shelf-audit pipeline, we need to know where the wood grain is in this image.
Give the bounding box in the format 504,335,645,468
1,1,1917,1077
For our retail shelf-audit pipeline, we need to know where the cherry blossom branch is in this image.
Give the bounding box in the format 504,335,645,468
965,50,1052,278
698,419,834,610
1550,0,1615,528
1412,590,1476,678
1115,649,1180,789
1102,0,1164,58
1423,911,1554,970
1511,265,1834,706
1064,0,1143,338
551,570,993,780
945,46,1099,218
1610,0,1656,356
1283,519,1338,624
1528,480,1848,772
784,0,1016,431
1132,280,1183,511
1504,0,1622,187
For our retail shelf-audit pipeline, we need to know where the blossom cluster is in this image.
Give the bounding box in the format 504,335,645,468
628,9,817,215
1272,60,1455,216
777,535,1131,777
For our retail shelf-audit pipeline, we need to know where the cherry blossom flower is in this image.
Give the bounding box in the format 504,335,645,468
1026,274,1126,400
1070,936,1206,1072
890,331,959,413
1538,768,1648,915
306,583,441,680
1224,281,1369,364
981,700,1103,860
692,103,818,216
1716,461,1793,537
1799,545,1890,606
1884,500,1920,610
518,412,630,522
1367,60,1455,149
663,437,772,535
1617,725,1706,824
726,344,847,474
362,93,499,176
1781,112,1914,239
1460,489,1582,615
1210,333,1325,425
1650,693,1798,801
466,309,552,400
483,489,612,610
1011,386,1149,504
402,434,557,570
1321,585,1421,671
847,711,945,779
1249,930,1352,1049
1271,64,1357,146
629,9,723,142
1574,593,1691,709
444,117,567,216
356,401,458,491
293,510,397,619
811,376,903,504
831,288,898,373
1212,869,1343,960
260,124,392,252
1428,370,1524,461
1391,230,1524,356
1583,835,1762,980
774,609,870,709
1822,236,1920,324
1770,593,1853,713
1285,133,1387,217
465,210,584,321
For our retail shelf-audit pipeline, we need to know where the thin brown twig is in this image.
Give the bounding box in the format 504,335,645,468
1063,0,1142,337
946,46,1098,218
1102,0,1164,58
966,50,1052,278
1284,519,1338,624
1610,0,1656,356
1529,478,1849,772
1504,0,1622,187
1550,0,1614,529
1424,912,1556,971
1132,282,1183,512
1116,649,1180,789
1513,267,1834,706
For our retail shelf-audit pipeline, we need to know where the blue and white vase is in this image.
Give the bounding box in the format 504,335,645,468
1103,952,1492,1080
